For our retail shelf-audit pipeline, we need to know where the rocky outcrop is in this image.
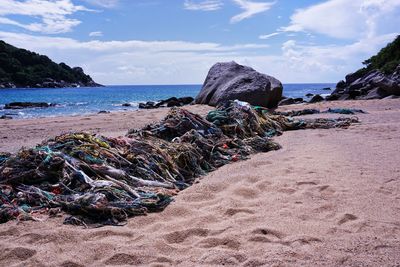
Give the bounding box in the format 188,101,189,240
309,94,324,103
328,35,400,101
4,102,56,109
328,65,400,100
278,97,304,106
195,62,283,108
139,97,194,109
0,115,12,119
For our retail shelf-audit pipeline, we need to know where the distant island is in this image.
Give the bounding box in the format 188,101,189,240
0,40,102,89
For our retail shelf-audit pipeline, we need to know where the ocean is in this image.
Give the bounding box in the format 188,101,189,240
0,83,334,119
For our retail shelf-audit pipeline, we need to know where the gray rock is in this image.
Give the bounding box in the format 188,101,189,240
345,72,361,84
309,94,324,103
325,93,340,101
4,102,56,109
139,102,156,109
278,98,295,106
0,115,12,120
328,64,400,101
360,88,389,100
138,97,194,109
195,61,283,108
278,97,303,106
370,76,400,95
156,97,194,108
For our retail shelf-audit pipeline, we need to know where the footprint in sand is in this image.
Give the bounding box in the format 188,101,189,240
0,228,20,237
199,251,248,265
249,228,285,243
277,187,297,195
338,213,358,225
224,208,255,217
86,229,134,240
60,261,85,267
0,247,37,262
163,228,209,244
104,253,145,266
251,160,272,169
256,180,272,191
283,235,322,247
243,259,268,267
248,228,321,248
181,192,216,203
197,237,241,250
233,187,259,199
296,181,318,186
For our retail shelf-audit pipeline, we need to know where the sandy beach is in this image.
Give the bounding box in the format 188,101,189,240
0,99,399,266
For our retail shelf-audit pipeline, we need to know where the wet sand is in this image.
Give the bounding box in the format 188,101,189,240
0,99,399,266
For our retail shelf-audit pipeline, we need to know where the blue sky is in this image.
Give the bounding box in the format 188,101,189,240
0,0,399,85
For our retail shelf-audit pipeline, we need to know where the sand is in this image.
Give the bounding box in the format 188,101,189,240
0,99,399,266
0,105,213,153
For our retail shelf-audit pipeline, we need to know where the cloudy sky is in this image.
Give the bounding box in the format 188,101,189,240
0,0,399,85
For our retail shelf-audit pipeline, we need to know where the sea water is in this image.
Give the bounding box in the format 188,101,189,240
0,83,334,119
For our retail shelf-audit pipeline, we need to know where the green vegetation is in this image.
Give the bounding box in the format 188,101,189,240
355,35,400,76
0,40,96,87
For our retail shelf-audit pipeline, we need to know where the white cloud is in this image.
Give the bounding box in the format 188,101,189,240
0,0,91,34
89,31,103,37
282,0,400,39
230,0,275,23
278,33,398,81
259,32,279,39
184,0,223,11
0,31,268,52
0,31,271,84
81,0,119,8
2,30,396,84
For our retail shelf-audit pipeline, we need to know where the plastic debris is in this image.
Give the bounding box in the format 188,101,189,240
275,108,366,117
324,108,366,115
0,101,360,226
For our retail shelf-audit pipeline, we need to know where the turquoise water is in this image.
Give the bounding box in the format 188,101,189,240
0,83,334,119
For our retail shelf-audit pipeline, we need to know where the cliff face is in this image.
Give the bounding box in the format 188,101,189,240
0,40,102,88
328,36,400,100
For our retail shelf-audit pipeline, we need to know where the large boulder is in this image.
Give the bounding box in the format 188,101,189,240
195,62,283,108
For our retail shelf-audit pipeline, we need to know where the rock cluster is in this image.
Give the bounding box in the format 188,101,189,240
139,97,194,109
328,65,400,100
3,102,56,109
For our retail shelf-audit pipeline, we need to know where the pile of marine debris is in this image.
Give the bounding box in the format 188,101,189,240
0,101,359,227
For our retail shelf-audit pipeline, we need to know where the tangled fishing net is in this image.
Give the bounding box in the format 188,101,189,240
0,101,359,227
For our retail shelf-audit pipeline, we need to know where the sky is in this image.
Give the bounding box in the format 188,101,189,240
0,0,399,85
